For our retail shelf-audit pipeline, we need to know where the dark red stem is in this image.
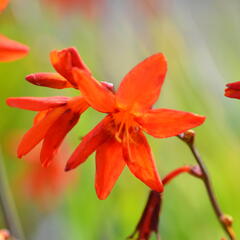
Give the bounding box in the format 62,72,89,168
178,133,236,240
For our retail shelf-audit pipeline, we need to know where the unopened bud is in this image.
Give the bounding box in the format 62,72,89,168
220,215,233,227
128,191,161,240
101,81,115,92
178,130,195,145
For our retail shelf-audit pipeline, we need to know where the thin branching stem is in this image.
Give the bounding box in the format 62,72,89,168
129,131,236,240
128,166,195,240
178,133,236,240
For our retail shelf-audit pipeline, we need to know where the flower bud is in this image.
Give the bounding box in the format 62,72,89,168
179,130,195,145
220,215,233,227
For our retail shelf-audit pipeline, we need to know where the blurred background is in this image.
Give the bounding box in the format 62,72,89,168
0,0,240,239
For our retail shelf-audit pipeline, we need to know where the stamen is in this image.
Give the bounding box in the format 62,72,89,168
125,118,135,144
113,111,139,144
115,117,125,142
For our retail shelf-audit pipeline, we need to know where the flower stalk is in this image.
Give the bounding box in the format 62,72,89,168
129,165,199,240
0,149,25,240
128,191,162,240
178,130,236,240
129,130,236,240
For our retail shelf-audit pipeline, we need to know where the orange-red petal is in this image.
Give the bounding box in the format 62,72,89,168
67,96,89,113
17,107,66,158
225,82,240,99
0,35,29,62
33,110,50,125
226,81,240,90
122,131,163,192
7,96,69,111
26,72,73,89
116,53,167,114
65,116,111,171
72,68,116,113
137,108,206,138
50,47,91,87
41,110,80,166
95,137,125,200
0,0,8,11
225,88,240,99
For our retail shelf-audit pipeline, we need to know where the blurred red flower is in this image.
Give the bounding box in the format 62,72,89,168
225,81,240,99
5,130,75,208
43,0,105,18
65,53,206,199
20,142,75,208
7,47,113,167
133,0,162,17
0,0,29,62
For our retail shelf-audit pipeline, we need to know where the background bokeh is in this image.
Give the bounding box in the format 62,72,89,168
0,0,240,239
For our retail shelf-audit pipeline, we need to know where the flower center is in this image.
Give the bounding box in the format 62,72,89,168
112,111,140,143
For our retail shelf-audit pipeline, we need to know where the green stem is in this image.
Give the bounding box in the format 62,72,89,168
0,148,25,240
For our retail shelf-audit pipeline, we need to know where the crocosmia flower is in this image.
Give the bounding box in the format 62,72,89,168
133,0,160,17
5,130,75,208
7,95,88,167
65,53,206,199
0,0,29,62
43,0,105,18
225,81,240,99
20,142,75,208
7,47,112,167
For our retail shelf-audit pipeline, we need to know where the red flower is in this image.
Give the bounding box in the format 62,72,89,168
7,47,112,166
65,53,206,199
0,1,29,62
225,81,240,99
43,0,105,18
5,130,75,208
20,142,75,208
7,96,88,167
133,0,161,17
